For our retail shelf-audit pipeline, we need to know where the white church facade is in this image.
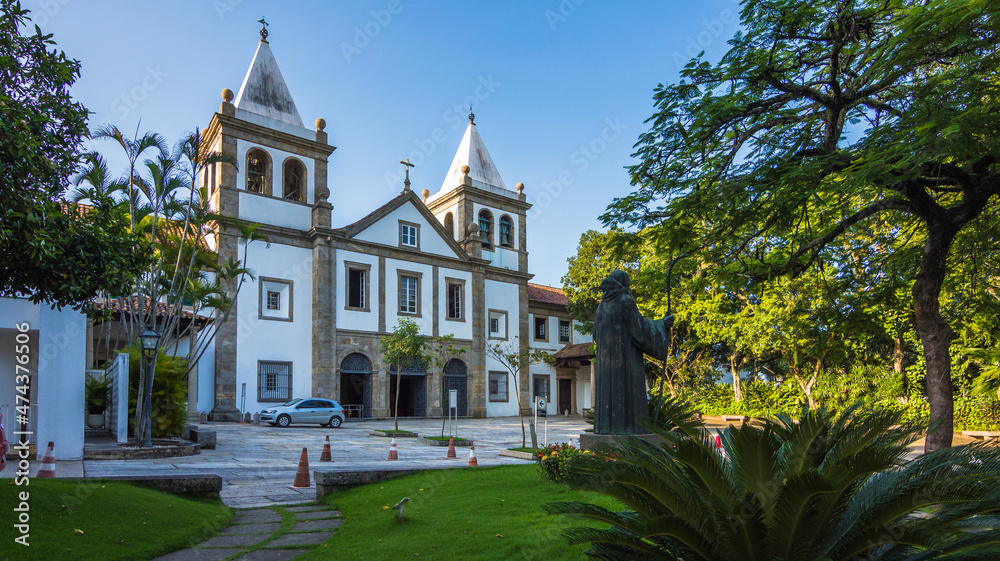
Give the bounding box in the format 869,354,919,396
193,32,593,421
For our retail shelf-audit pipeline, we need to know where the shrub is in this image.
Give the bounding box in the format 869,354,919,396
126,346,188,438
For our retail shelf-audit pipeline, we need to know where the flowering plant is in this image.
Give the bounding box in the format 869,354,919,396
537,442,612,482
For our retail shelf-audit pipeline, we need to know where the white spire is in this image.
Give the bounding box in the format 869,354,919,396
439,115,507,192
234,40,304,128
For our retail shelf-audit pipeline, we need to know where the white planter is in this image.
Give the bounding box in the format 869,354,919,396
87,413,106,429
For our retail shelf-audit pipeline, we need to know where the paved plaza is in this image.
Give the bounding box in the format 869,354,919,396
9,416,589,507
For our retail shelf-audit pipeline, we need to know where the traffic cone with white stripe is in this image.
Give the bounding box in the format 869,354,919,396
387,438,399,461
320,435,332,462
446,437,457,459
468,444,478,467
37,441,56,478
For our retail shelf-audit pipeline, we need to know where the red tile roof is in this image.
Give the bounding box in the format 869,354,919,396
527,283,568,307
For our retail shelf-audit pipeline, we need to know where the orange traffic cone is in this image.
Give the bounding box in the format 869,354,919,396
714,434,727,459
446,437,457,459
468,444,478,467
320,435,332,462
387,438,399,461
37,442,56,478
292,447,310,488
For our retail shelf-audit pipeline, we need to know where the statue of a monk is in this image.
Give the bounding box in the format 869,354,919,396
593,270,673,435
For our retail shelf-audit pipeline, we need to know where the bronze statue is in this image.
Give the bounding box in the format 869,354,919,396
593,270,673,434
0,413,7,472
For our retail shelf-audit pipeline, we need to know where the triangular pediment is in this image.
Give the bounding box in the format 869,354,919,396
339,191,468,260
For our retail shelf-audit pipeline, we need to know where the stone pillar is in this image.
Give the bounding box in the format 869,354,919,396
373,368,390,417
211,128,242,422
312,239,336,399
427,371,443,417
469,266,487,417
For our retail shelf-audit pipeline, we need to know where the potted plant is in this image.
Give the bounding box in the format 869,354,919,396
85,374,112,429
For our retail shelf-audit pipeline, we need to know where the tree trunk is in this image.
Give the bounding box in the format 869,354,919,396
914,226,957,453
730,353,744,401
393,360,402,432
894,337,908,400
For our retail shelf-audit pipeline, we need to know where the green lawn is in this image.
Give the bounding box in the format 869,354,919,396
317,464,614,560
0,479,232,561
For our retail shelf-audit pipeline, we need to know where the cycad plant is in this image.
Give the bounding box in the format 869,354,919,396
545,403,1000,560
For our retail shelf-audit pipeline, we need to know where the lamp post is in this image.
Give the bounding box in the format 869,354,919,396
138,327,160,447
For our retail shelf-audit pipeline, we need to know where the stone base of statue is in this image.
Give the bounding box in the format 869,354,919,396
579,431,668,451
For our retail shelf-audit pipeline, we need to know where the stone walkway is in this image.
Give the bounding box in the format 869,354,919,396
152,504,342,561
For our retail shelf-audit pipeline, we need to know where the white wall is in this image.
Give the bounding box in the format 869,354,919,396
234,242,314,414
335,250,379,333
196,332,216,413
0,298,87,460
354,202,462,259
484,279,520,417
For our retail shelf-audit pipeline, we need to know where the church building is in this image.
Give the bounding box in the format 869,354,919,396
195,29,592,421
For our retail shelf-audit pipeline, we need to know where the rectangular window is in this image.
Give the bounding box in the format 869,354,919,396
489,371,508,402
533,375,550,403
488,310,507,339
534,316,547,341
559,320,571,343
259,277,293,321
399,221,419,249
258,361,291,402
399,275,418,314
445,279,465,321
348,269,365,309
344,261,372,312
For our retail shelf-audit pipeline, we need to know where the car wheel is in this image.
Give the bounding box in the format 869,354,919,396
276,414,291,427
329,416,343,428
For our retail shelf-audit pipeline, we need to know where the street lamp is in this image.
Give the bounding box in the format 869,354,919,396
138,327,160,447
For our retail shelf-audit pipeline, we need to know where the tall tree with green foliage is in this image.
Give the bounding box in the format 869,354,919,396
606,0,1000,451
76,128,263,444
0,1,149,307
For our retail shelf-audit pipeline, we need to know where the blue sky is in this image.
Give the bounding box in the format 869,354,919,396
33,0,742,287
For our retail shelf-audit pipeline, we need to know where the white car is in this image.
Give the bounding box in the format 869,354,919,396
260,398,346,428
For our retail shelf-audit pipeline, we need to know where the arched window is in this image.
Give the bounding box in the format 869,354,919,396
444,212,454,238
245,148,271,195
478,209,493,248
282,158,307,202
499,215,513,247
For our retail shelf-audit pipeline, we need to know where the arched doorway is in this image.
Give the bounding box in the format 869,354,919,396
389,359,427,417
442,359,468,416
340,353,372,418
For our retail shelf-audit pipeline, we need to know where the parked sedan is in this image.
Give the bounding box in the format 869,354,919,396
260,398,346,428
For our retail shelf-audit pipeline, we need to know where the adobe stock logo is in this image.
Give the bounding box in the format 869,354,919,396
111,65,169,120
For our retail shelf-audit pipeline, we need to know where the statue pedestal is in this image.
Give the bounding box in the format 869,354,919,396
579,432,668,451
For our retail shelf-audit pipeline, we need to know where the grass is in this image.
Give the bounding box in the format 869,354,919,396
0,479,231,561
316,464,616,560
509,447,538,453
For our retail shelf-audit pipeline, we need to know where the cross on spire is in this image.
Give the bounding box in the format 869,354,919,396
257,17,269,42
400,158,415,191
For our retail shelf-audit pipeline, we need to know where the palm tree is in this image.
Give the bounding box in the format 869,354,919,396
545,403,1000,560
